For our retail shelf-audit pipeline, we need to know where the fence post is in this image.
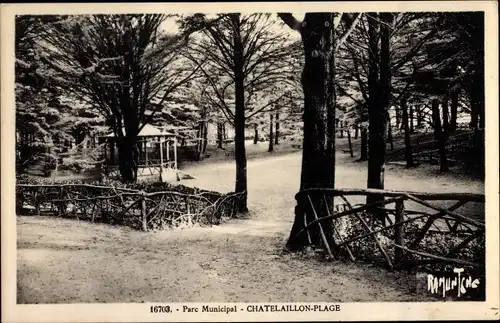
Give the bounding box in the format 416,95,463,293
394,199,405,263
141,193,147,231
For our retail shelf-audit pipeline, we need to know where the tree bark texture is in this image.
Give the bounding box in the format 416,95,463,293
217,122,224,148
286,13,336,252
232,14,248,212
366,12,391,223
360,127,368,161
116,24,140,183
117,137,139,183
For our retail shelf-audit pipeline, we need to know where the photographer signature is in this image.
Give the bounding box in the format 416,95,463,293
427,268,480,298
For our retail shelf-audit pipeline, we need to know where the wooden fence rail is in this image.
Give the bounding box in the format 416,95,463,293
16,183,245,231
295,187,485,271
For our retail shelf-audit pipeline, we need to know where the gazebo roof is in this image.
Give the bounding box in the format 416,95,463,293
102,124,176,138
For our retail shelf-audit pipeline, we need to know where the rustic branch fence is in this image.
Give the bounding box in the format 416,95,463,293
16,183,245,231
296,188,485,271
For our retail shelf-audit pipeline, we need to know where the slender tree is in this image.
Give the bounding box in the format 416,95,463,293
347,125,354,157
401,98,415,167
274,110,280,145
182,13,298,212
253,123,259,144
268,112,274,152
431,99,449,172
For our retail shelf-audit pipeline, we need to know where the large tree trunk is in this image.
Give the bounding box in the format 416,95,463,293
217,122,224,149
275,111,280,145
253,124,259,144
203,125,208,153
431,99,448,172
232,14,248,213
117,137,139,183
402,98,415,167
354,123,359,139
468,12,485,176
118,24,139,183
366,12,391,223
360,127,368,161
286,13,336,252
268,112,274,152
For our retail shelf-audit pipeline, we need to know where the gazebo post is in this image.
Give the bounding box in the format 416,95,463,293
159,137,164,174
145,139,148,166
166,140,170,168
174,136,178,170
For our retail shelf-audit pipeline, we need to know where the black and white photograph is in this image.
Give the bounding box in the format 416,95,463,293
1,1,499,322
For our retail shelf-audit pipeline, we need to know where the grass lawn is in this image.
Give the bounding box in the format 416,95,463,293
17,139,484,303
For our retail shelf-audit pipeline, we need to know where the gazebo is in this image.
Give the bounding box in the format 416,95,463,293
101,124,179,182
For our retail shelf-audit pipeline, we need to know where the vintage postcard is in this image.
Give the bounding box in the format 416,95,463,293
1,1,499,322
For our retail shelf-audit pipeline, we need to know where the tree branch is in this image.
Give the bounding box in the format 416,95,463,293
277,13,303,32
336,13,363,51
